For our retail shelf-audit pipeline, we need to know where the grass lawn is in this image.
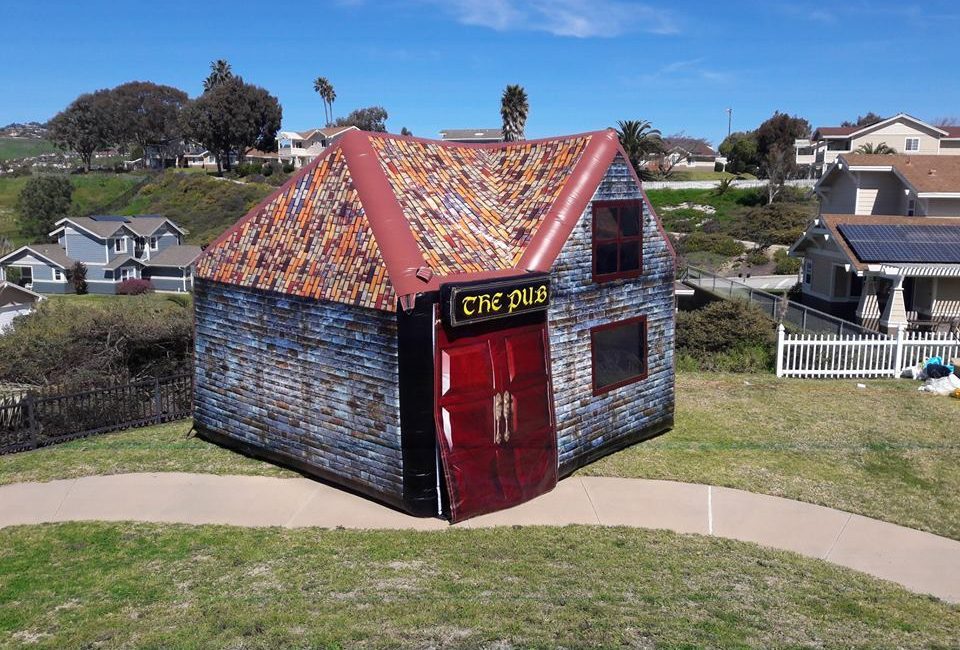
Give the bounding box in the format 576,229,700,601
3,372,957,539
669,169,755,181
582,372,960,540
0,420,290,486
0,137,56,161
44,292,192,308
1,523,957,649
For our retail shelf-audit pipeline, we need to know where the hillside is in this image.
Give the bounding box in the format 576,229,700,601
0,137,57,161
0,174,148,246
120,171,274,245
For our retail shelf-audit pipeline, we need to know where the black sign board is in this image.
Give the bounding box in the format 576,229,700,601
442,274,551,327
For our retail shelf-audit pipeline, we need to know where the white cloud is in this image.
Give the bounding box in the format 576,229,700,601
439,0,677,38
633,58,733,85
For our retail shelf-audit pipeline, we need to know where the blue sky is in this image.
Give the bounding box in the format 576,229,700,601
2,1,958,146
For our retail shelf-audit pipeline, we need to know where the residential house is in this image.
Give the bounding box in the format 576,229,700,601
278,126,358,169
438,128,504,143
795,113,960,178
789,154,960,333
657,136,720,169
193,129,675,522
0,215,202,294
0,282,43,332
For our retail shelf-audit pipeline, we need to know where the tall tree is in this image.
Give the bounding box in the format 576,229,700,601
312,77,336,126
180,76,283,172
615,120,663,181
400,127,413,136
111,81,188,160
754,112,809,180
47,90,114,171
841,112,884,128
16,176,74,239
719,131,759,175
334,106,389,132
500,84,529,142
761,145,792,204
203,59,234,92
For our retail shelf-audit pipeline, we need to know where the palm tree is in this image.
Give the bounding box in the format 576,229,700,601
203,59,233,92
500,84,529,142
313,77,336,126
616,120,664,181
855,141,897,154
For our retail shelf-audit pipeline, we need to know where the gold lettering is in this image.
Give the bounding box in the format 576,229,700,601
477,294,492,314
462,296,476,315
508,289,523,313
491,292,502,312
536,285,548,304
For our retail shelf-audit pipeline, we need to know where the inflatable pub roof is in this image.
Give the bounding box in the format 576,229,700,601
194,129,676,522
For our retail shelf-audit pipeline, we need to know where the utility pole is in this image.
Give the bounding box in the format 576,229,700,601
725,107,733,138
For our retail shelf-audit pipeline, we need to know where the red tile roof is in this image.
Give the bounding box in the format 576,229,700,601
197,129,630,311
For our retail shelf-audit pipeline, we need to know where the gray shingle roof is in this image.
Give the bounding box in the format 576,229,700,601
147,245,203,268
61,215,185,238
104,255,145,271
30,244,74,269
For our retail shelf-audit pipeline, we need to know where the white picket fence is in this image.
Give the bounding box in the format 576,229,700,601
776,324,960,379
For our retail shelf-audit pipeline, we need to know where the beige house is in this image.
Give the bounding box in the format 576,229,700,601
278,126,358,169
795,113,960,178
790,154,960,334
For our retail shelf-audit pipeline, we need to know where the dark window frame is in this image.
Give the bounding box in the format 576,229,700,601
590,315,648,396
592,199,644,283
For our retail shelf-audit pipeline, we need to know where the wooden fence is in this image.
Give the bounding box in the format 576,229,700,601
776,325,960,379
0,373,192,455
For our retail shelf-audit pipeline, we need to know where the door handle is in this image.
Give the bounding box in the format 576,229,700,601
502,391,512,443
493,392,503,445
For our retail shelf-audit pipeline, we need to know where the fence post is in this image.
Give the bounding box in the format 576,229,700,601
776,324,785,378
153,376,162,422
893,326,905,379
25,395,38,450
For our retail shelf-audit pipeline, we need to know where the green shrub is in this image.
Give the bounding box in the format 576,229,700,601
16,175,73,239
746,248,768,266
722,201,814,247
0,296,192,387
676,299,776,372
678,232,745,257
774,249,801,274
282,162,295,174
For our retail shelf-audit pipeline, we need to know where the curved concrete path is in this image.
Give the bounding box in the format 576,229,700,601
1,473,958,603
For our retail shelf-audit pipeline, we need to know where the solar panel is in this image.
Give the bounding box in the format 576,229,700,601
90,215,131,223
837,223,960,264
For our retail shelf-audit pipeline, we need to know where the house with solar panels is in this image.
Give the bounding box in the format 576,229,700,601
790,154,960,333
0,215,202,294
193,129,676,522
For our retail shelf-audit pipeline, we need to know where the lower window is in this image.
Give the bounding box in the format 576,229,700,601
591,316,648,395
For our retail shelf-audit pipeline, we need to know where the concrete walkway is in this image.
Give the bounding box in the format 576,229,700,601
1,473,958,603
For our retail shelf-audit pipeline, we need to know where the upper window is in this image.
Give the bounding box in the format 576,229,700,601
905,137,920,152
907,198,916,216
804,259,813,285
150,236,159,251
591,316,648,395
53,269,63,281
113,238,126,253
592,200,643,282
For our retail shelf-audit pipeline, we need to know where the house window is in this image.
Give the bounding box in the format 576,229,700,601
120,268,134,281
592,200,643,282
905,137,920,152
113,238,126,253
804,259,813,285
150,236,159,251
53,269,63,281
591,316,648,395
907,199,916,216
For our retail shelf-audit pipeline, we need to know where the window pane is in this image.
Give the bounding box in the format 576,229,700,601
620,206,640,237
595,208,618,239
593,320,646,390
595,243,619,275
620,242,640,271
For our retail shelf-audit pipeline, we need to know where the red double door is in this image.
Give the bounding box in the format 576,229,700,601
434,320,558,522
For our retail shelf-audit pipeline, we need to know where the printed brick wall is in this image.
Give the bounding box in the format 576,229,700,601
193,278,404,500
548,155,675,474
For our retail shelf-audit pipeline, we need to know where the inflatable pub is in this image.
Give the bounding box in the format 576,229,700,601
193,129,675,522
